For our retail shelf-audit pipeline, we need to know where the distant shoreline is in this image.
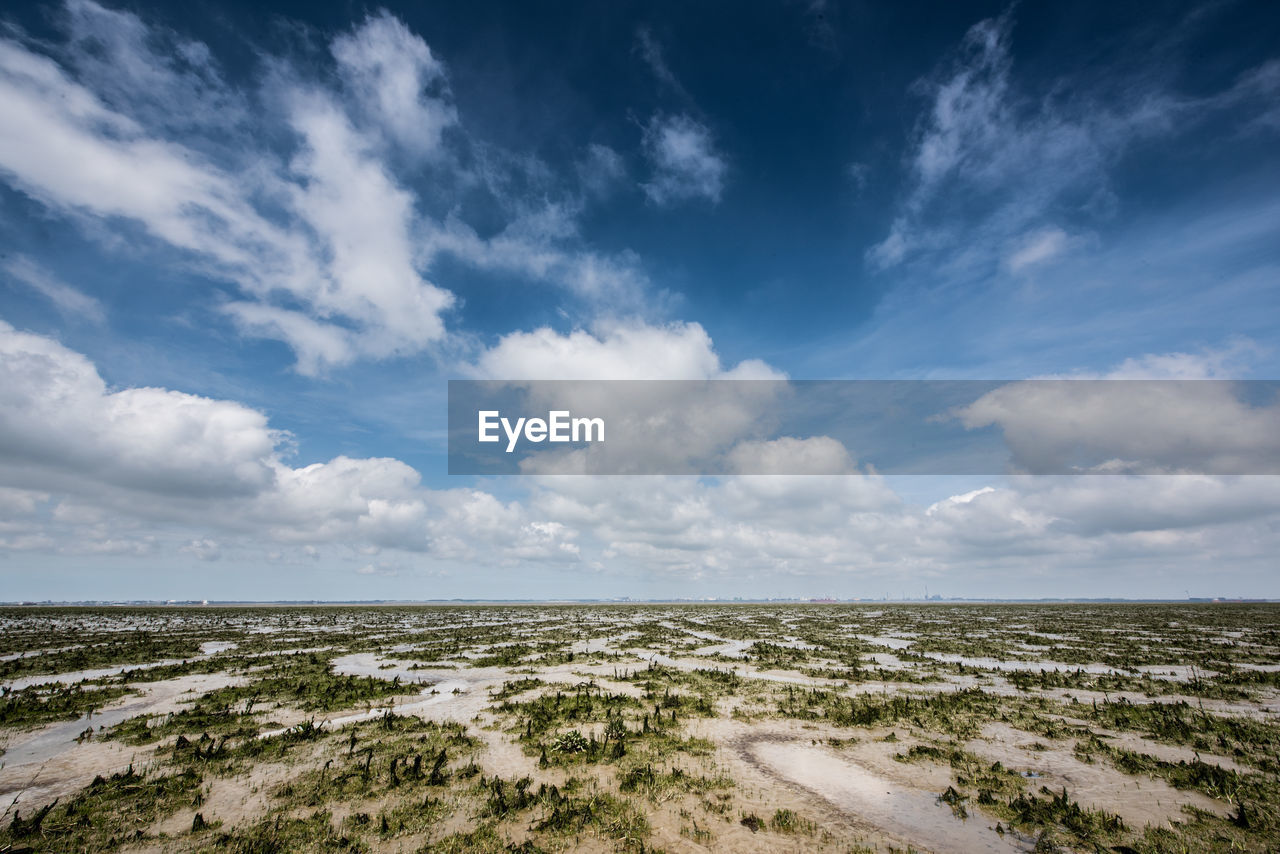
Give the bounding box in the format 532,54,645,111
1,598,1275,607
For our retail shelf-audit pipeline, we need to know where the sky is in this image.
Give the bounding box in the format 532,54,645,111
0,0,1278,601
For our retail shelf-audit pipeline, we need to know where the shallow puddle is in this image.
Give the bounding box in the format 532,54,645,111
742,736,1032,853
693,639,753,657
4,643,238,691
329,651,437,684
920,654,1117,674
4,659,191,692
199,641,238,655
0,673,239,773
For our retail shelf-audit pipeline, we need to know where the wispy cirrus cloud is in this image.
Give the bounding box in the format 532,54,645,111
635,27,690,102
0,2,659,372
633,28,728,207
0,11,452,373
577,143,627,198
1003,226,1071,274
2,255,105,323
867,11,1280,275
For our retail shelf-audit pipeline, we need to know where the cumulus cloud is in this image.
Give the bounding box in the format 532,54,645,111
526,473,903,580
950,347,1280,474
1101,343,1260,380
509,521,581,562
473,320,779,381
4,320,1280,596
0,319,280,498
1004,475,1280,538
473,348,1280,591
726,437,857,475
641,114,727,206
466,321,795,475
465,328,886,482
0,322,570,562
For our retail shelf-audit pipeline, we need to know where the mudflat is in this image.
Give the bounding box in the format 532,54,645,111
1,603,1276,852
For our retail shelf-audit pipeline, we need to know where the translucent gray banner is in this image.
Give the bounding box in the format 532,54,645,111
447,380,1280,475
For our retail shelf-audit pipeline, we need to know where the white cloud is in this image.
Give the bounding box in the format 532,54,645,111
232,87,454,367
331,11,457,158
473,320,780,381
0,319,279,498
0,20,456,374
726,436,857,475
950,347,1280,474
0,321,430,553
221,303,356,375
1101,342,1259,380
926,486,995,515
181,538,221,561
509,521,580,562
867,14,1107,271
0,486,46,516
4,319,1280,597
631,29,727,208
467,321,789,475
0,4,660,372
642,114,727,206
1005,227,1069,274
1005,475,1280,538
60,0,249,136
0,37,297,279
0,322,595,563
494,351,1280,589
867,12,1280,275
427,205,651,308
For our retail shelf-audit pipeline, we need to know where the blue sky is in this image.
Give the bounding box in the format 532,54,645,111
1,0,1278,600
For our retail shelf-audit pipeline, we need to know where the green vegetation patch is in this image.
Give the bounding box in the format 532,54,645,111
0,764,203,853
0,683,132,730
